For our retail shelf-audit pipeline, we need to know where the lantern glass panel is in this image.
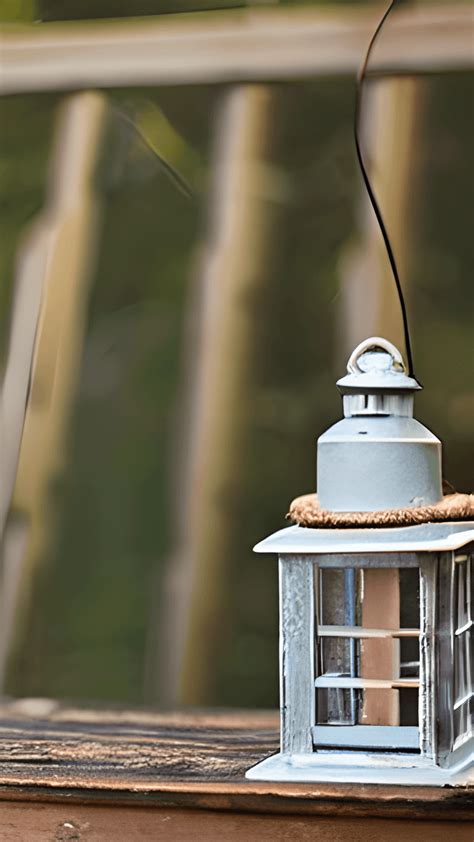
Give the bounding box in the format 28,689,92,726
313,560,421,751
453,553,473,750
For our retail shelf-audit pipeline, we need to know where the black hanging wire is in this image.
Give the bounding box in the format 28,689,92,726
354,0,416,378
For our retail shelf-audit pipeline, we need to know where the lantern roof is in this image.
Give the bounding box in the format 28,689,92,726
254,521,474,555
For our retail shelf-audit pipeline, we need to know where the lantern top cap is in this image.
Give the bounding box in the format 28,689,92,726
337,337,421,393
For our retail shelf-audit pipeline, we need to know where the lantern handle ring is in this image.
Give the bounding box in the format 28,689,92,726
347,336,406,375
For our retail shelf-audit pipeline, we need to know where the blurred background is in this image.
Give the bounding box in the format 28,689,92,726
0,0,472,710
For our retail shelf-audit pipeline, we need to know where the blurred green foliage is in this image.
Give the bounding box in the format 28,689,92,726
412,74,474,484
1,0,472,25
0,1,34,22
3,89,210,701
1,0,374,24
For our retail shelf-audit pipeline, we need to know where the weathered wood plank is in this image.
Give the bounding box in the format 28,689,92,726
0,704,471,823
1,801,473,842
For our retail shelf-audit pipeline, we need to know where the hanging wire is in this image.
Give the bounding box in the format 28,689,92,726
354,0,415,378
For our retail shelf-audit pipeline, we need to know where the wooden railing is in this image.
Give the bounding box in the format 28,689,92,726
1,4,472,95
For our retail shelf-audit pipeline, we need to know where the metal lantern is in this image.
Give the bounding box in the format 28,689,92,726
246,338,473,786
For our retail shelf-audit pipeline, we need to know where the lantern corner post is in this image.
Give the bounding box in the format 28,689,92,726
418,552,437,761
279,554,315,756
434,549,456,766
436,545,474,776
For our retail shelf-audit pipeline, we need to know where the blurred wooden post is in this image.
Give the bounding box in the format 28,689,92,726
338,78,426,724
360,569,400,725
0,91,108,689
156,85,278,705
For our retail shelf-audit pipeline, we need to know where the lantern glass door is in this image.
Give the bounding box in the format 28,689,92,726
313,558,427,753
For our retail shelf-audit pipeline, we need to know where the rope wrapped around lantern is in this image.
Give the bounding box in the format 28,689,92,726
288,491,474,529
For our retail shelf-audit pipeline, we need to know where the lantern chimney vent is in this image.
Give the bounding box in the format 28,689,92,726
317,337,443,512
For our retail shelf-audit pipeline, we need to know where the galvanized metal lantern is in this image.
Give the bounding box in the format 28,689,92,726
247,337,473,785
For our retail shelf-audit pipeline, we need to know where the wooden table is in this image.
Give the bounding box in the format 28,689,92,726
0,702,471,840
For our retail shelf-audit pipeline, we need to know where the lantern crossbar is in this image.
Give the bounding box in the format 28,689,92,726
453,729,474,753
455,620,473,636
312,554,421,569
311,725,419,751
454,691,474,712
317,626,419,639
315,676,419,690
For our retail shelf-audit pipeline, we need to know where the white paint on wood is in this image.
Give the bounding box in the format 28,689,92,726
246,749,473,785
279,557,315,754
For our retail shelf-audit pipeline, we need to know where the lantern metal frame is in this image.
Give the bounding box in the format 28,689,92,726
246,521,474,786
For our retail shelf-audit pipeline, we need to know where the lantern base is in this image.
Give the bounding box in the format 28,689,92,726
246,751,473,787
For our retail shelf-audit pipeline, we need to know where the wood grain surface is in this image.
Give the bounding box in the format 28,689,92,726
2,802,474,842
0,702,471,840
